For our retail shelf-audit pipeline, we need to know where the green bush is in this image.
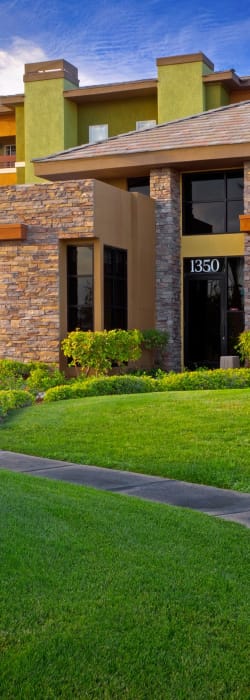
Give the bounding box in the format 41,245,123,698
235,331,250,364
44,375,157,402
26,366,66,393
141,329,168,351
62,329,142,376
156,368,250,391
44,368,250,403
0,389,34,417
0,359,50,390
0,359,27,390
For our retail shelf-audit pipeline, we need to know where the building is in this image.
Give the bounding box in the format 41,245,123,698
0,53,250,372
1,52,250,187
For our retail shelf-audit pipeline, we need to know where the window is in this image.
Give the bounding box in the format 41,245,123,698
127,177,150,196
104,246,127,330
182,171,243,235
89,124,108,143
136,120,156,130
67,246,93,331
4,144,16,156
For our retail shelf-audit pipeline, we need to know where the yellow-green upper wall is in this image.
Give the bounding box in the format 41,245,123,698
77,95,157,144
158,60,212,123
205,84,230,111
25,77,78,183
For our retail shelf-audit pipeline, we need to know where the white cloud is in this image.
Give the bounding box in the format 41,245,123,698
0,38,47,95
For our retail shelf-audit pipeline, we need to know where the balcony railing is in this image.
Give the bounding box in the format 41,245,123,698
0,155,16,168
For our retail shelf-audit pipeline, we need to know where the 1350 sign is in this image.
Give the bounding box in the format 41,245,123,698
189,258,222,274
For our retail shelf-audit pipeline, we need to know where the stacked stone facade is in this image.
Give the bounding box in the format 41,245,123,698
244,162,250,330
150,168,181,372
0,180,94,363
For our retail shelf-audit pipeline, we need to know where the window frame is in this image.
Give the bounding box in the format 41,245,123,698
89,124,108,143
104,245,128,331
67,245,94,332
136,120,156,131
182,170,244,235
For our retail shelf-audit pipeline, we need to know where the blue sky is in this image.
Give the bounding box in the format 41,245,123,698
1,0,250,94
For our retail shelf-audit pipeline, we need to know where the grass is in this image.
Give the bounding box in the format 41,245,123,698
0,470,249,699
0,389,250,491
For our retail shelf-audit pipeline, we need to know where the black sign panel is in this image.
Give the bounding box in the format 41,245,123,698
184,257,225,274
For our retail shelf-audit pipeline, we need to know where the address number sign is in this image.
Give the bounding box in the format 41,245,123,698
190,258,221,274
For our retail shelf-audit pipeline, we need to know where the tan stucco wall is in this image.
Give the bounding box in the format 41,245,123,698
93,180,155,331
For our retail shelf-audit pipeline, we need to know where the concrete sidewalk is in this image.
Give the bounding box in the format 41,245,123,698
0,450,250,528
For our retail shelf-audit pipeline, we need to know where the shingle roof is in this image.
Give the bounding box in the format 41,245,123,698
35,100,250,164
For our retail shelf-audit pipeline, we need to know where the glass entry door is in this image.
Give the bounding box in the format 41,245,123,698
184,275,226,368
184,256,244,369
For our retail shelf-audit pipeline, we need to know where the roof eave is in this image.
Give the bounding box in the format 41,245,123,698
34,142,250,181
64,79,157,103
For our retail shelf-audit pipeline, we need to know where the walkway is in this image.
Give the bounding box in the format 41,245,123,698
0,450,250,528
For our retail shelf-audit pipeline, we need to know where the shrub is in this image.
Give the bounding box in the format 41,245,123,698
44,375,157,402
0,359,49,390
26,366,66,393
0,389,34,417
44,368,250,403
156,368,250,391
141,329,168,351
235,331,250,364
0,359,27,390
62,329,142,376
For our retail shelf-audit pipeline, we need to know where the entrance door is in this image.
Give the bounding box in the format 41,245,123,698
184,257,244,369
184,275,226,369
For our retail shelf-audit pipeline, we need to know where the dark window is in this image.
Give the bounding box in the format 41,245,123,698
67,246,93,331
183,171,243,235
127,177,150,196
104,246,127,330
227,256,244,354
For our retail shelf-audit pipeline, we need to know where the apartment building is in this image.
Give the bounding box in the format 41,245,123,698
0,53,249,371
1,52,250,187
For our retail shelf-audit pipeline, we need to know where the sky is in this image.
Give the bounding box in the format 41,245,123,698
0,0,250,95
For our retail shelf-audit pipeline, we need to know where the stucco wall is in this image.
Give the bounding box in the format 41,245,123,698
78,95,157,144
93,180,155,331
157,59,211,123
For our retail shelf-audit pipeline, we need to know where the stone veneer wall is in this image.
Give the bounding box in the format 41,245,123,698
244,162,250,330
150,168,181,372
0,180,94,364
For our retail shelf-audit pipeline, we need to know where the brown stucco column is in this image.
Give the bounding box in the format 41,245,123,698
240,163,250,330
150,168,181,372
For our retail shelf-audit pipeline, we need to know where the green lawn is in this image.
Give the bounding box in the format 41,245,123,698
0,389,250,491
0,470,249,700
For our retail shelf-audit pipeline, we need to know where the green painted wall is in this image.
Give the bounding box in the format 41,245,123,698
205,84,230,111
25,77,78,183
25,78,65,182
157,60,212,123
64,80,78,150
77,95,157,144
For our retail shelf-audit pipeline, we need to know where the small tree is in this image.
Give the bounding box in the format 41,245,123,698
235,330,250,365
62,329,142,376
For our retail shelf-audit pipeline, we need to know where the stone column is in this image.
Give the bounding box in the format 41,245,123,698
244,162,250,330
150,168,181,372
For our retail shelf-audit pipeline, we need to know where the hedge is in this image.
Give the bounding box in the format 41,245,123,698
0,390,34,417
44,368,250,402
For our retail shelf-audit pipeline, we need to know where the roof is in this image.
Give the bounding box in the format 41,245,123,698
34,100,250,180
